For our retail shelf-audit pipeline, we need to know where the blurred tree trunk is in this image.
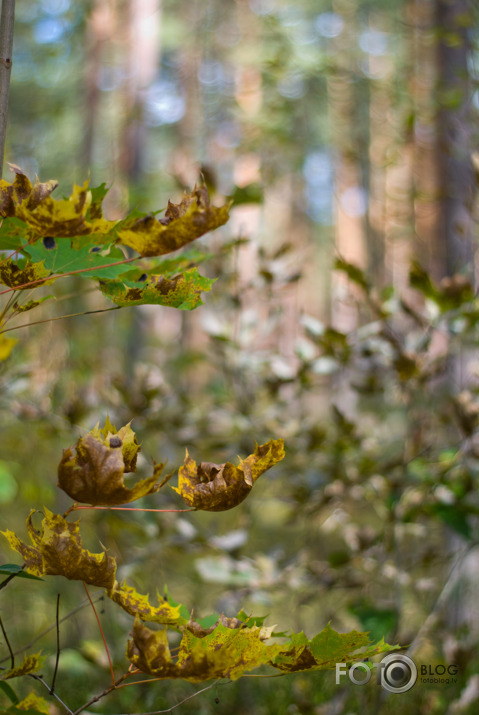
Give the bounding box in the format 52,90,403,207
119,0,161,381
435,0,475,278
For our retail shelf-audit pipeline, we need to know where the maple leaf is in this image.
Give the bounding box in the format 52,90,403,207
126,617,283,682
0,653,43,681
0,257,52,289
15,180,117,239
58,419,170,506
1,508,116,588
107,581,185,626
117,186,231,257
0,164,58,219
172,439,285,511
7,692,50,714
270,624,401,672
99,267,215,310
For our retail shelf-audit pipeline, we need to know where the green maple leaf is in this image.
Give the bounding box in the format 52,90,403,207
22,240,130,281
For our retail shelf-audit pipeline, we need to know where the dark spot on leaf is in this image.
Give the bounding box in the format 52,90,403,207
109,436,123,448
90,246,101,253
138,273,148,282
43,236,56,250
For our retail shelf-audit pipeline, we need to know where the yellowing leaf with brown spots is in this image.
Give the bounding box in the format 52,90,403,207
117,186,231,257
1,508,116,588
126,617,283,682
15,180,117,239
0,164,58,218
99,268,215,310
0,653,43,681
172,439,285,511
0,257,52,289
107,581,185,626
58,419,170,506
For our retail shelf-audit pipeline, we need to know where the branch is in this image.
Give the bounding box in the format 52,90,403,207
0,0,14,179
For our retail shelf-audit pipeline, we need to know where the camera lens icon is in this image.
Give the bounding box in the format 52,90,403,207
379,654,418,693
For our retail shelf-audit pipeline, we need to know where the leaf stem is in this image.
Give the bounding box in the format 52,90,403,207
83,581,115,687
0,614,14,668
71,506,196,513
0,0,15,179
50,593,61,695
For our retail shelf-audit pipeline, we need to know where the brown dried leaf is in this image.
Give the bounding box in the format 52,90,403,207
172,439,285,511
58,420,167,505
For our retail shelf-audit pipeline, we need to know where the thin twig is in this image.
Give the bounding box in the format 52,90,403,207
71,506,196,513
0,255,138,296
0,614,14,668
0,592,104,663
50,593,61,694
0,305,123,333
0,0,15,179
113,679,224,715
29,673,75,715
71,671,132,715
83,581,115,687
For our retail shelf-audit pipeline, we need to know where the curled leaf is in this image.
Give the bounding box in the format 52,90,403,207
1,508,116,588
58,419,168,505
117,186,231,257
127,617,282,682
0,164,58,219
172,439,285,511
107,581,185,626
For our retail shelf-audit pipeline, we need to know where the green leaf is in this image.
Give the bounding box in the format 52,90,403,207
0,217,29,250
430,504,472,539
22,240,131,281
99,268,215,310
0,680,19,704
0,564,44,581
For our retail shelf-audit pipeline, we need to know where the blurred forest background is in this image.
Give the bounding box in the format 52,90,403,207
2,0,479,713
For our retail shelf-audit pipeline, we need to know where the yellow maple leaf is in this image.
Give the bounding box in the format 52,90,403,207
118,186,231,257
1,508,116,588
172,439,285,511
